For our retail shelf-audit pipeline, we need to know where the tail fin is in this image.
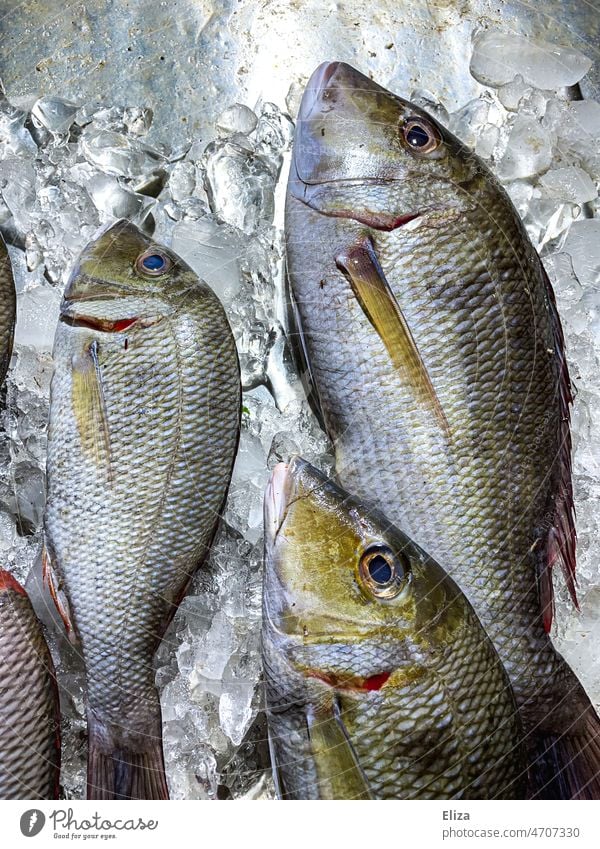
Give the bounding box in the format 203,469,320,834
528,692,600,799
87,715,169,800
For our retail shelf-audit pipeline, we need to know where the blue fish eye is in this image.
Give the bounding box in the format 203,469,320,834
367,554,393,585
142,253,166,271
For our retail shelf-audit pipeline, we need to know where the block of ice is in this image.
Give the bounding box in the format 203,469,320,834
203,138,277,233
470,30,592,90
171,216,244,304
539,166,597,204
31,97,78,136
217,104,258,137
497,115,554,180
563,220,600,289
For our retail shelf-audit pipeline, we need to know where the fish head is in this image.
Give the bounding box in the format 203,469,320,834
61,220,201,322
289,62,482,229
263,457,468,689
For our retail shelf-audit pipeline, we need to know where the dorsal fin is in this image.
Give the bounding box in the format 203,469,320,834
539,263,577,632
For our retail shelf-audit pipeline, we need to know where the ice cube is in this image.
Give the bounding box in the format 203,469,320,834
86,173,147,220
15,285,61,351
497,75,532,112
171,216,244,303
216,104,258,137
31,96,78,136
80,128,165,179
470,30,592,90
539,166,597,204
203,138,277,233
563,219,600,288
497,115,554,180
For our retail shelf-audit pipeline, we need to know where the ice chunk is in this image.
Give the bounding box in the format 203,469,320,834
216,104,258,137
497,75,532,112
15,285,61,351
539,166,597,204
497,116,553,180
86,173,147,220
80,128,165,179
168,161,196,202
203,138,277,233
171,216,244,303
448,98,490,148
31,96,78,136
470,30,592,90
563,219,600,288
410,89,450,126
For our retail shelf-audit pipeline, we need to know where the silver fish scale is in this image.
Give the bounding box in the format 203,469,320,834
0,237,15,382
0,588,59,799
332,618,521,799
287,191,573,725
45,289,240,742
264,608,523,798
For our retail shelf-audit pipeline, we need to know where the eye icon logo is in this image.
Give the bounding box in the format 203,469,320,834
20,810,45,837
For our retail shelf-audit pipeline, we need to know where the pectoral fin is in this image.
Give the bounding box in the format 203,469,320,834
336,235,449,436
42,545,77,644
71,339,113,482
306,701,373,799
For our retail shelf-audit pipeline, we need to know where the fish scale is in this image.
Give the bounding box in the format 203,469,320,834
285,62,600,797
0,574,60,799
45,221,240,798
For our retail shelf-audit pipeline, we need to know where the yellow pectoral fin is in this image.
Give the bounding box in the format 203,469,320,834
336,235,449,437
71,339,113,482
306,701,373,800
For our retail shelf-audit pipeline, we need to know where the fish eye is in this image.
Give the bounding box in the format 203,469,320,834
135,249,172,277
358,544,410,600
401,117,441,155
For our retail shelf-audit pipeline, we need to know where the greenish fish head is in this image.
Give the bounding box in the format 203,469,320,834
61,220,200,321
263,457,468,690
289,62,483,229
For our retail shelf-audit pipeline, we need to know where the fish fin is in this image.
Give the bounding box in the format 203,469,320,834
539,265,576,632
267,727,286,800
87,715,169,800
42,545,77,645
336,235,449,437
528,686,600,799
306,700,373,799
71,339,113,484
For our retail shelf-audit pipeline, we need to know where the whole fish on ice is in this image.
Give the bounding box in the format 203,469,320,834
285,62,600,799
44,220,240,799
263,458,526,799
0,570,60,799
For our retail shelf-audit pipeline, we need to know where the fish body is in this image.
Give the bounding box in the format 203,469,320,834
0,570,60,799
0,233,16,384
285,62,600,798
263,458,526,799
44,221,240,799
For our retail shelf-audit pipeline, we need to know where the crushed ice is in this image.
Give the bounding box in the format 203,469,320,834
0,26,598,798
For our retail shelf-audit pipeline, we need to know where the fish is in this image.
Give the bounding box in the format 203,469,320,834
263,457,527,799
285,62,600,799
0,569,60,799
44,220,241,799
0,233,16,385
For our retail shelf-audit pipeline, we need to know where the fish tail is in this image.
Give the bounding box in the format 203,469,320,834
528,675,600,799
87,715,169,800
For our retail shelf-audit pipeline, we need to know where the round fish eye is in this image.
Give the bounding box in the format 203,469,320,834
135,249,172,277
358,544,410,600
401,117,441,155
